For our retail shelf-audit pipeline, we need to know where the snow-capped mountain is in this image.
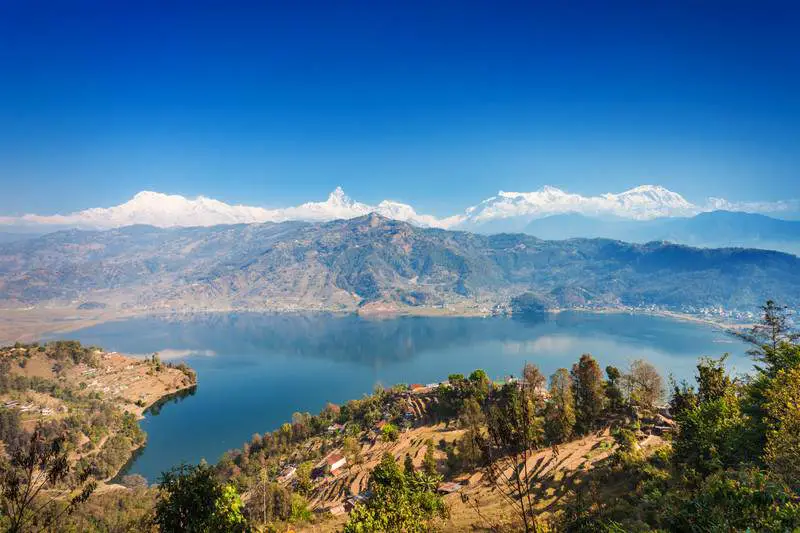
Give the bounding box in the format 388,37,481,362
0,184,796,231
462,185,696,228
3,187,456,230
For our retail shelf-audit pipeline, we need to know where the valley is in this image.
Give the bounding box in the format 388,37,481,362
1,214,797,344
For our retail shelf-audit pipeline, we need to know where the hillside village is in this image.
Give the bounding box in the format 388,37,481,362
0,341,196,481
214,371,676,531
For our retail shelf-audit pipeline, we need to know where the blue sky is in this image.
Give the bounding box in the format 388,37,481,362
1,1,798,216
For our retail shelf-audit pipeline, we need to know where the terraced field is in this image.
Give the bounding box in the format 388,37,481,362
306,392,449,512
299,399,668,533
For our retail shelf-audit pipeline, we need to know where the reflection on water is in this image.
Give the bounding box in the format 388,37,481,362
68,311,751,481
68,311,736,366
144,385,197,417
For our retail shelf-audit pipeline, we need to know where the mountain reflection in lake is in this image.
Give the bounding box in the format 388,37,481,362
67,312,751,481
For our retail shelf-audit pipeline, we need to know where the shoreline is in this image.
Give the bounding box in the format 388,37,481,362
0,303,748,345
561,306,752,332
106,383,198,485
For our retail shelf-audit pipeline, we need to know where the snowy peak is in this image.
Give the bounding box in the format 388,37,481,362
607,185,694,209
9,187,452,230
326,186,351,206
1,184,796,231
462,185,698,226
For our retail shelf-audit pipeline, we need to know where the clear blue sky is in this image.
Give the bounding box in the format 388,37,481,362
1,1,798,216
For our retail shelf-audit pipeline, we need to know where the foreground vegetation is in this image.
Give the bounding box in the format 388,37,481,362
561,301,800,532
1,301,799,531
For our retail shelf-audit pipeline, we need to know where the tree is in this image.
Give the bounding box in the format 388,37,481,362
544,368,576,444
571,354,605,434
523,363,546,391
294,461,313,495
468,369,492,403
0,408,25,452
667,468,800,532
0,357,11,394
696,355,733,403
747,300,798,351
604,365,625,413
343,453,447,533
763,364,800,490
522,362,547,413
381,423,399,442
246,463,292,528
669,377,698,418
485,381,545,532
0,430,96,533
455,397,485,471
744,300,800,376
247,480,291,527
672,382,747,476
404,454,415,475
623,359,664,413
439,370,492,419
154,462,247,533
422,439,437,475
343,435,363,465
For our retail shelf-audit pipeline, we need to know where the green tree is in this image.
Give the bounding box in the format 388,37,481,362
294,461,313,495
154,462,247,533
455,397,485,471
381,423,399,442
343,435,362,465
604,365,625,413
571,354,605,434
289,493,312,522
343,453,447,533
667,468,800,532
544,368,576,444
672,385,748,477
746,300,799,355
669,377,698,418
467,369,491,403
697,355,733,403
485,381,545,532
404,454,414,475
763,364,800,490
422,439,437,475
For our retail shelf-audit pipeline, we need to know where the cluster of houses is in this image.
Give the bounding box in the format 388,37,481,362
2,399,63,416
277,449,350,487
326,490,371,517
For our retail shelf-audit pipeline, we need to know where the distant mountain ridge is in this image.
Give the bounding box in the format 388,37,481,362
2,185,798,236
524,211,800,255
0,214,798,317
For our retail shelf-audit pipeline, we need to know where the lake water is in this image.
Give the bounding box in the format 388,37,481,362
66,311,752,482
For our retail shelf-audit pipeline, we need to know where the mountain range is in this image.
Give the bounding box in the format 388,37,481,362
1,214,798,317
2,185,798,254
524,211,800,255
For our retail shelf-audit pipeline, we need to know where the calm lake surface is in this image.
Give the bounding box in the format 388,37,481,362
66,312,751,482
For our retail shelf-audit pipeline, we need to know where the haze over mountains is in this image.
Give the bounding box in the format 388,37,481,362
1,214,798,317
3,184,798,254
524,211,800,255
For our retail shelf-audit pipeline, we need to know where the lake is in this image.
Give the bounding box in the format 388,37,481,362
66,311,751,482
